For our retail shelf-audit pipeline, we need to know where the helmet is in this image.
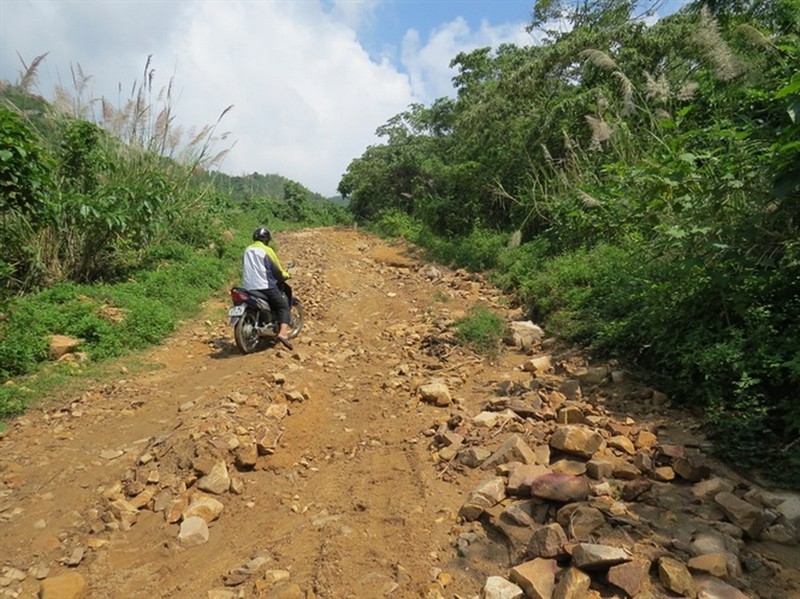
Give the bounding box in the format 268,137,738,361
252,227,271,243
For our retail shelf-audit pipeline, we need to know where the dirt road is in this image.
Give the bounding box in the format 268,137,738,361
0,228,523,598
0,228,798,599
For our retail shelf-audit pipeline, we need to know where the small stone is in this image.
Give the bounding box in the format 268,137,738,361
234,442,259,470
607,435,635,455
183,494,225,523
714,492,765,539
527,523,568,559
658,556,696,598
692,478,734,500
634,430,658,449
481,434,538,470
552,567,590,599
694,576,750,598
652,466,676,482
506,463,550,496
556,405,584,424
550,459,587,476
419,381,451,407
39,572,87,599
197,461,231,495
530,473,590,503
179,516,209,547
586,459,614,480
612,460,641,480
522,355,552,373
622,478,653,501
574,366,607,385
571,543,630,570
509,558,558,599
482,575,524,599
48,335,82,361
549,425,604,458
567,505,606,541
687,553,728,577
673,456,711,482
458,477,506,521
64,546,86,566
458,447,492,468
608,559,651,597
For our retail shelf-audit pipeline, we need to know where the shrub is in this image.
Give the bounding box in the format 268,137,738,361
373,209,424,239
454,304,508,357
0,107,51,215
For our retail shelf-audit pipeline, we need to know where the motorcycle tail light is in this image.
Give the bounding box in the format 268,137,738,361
231,289,249,303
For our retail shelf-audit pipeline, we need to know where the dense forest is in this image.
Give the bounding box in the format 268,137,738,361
1,0,798,486
338,0,800,485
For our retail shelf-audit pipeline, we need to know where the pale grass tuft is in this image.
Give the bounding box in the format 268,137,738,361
677,81,699,101
24,53,234,176
188,124,213,149
597,92,609,117
52,85,72,115
644,71,670,103
613,71,635,115
736,23,772,48
585,115,613,148
695,6,742,81
167,125,184,156
63,63,96,119
540,143,554,164
101,97,114,123
578,190,601,208
655,109,672,121
17,52,49,92
204,147,231,170
507,230,522,248
562,130,576,151
580,49,618,70
153,107,173,155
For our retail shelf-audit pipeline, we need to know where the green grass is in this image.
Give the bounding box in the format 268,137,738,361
0,215,311,420
0,239,239,418
453,304,508,357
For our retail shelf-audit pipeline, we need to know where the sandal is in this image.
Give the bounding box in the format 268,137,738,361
277,336,293,351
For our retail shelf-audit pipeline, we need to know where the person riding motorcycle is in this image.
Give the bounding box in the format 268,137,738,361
242,227,294,350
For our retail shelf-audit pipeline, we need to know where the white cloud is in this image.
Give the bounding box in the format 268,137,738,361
157,1,415,194
330,0,380,30
401,17,534,100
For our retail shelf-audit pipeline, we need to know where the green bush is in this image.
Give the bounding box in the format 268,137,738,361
518,238,800,486
489,238,551,292
373,209,424,239
454,304,508,357
0,107,51,215
0,243,234,414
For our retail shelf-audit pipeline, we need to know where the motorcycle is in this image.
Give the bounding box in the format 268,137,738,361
228,282,304,354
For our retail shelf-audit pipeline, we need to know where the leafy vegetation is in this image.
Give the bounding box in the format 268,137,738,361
0,59,349,420
340,0,800,486
454,304,509,357
2,1,798,485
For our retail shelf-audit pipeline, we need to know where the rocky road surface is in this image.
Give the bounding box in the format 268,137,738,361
0,227,798,599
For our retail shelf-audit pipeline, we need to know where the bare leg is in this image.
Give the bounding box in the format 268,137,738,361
277,323,293,350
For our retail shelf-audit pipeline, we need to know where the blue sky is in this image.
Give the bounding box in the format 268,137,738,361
0,0,683,195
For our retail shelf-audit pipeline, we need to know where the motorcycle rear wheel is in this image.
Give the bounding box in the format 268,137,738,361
234,308,262,354
288,302,304,339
